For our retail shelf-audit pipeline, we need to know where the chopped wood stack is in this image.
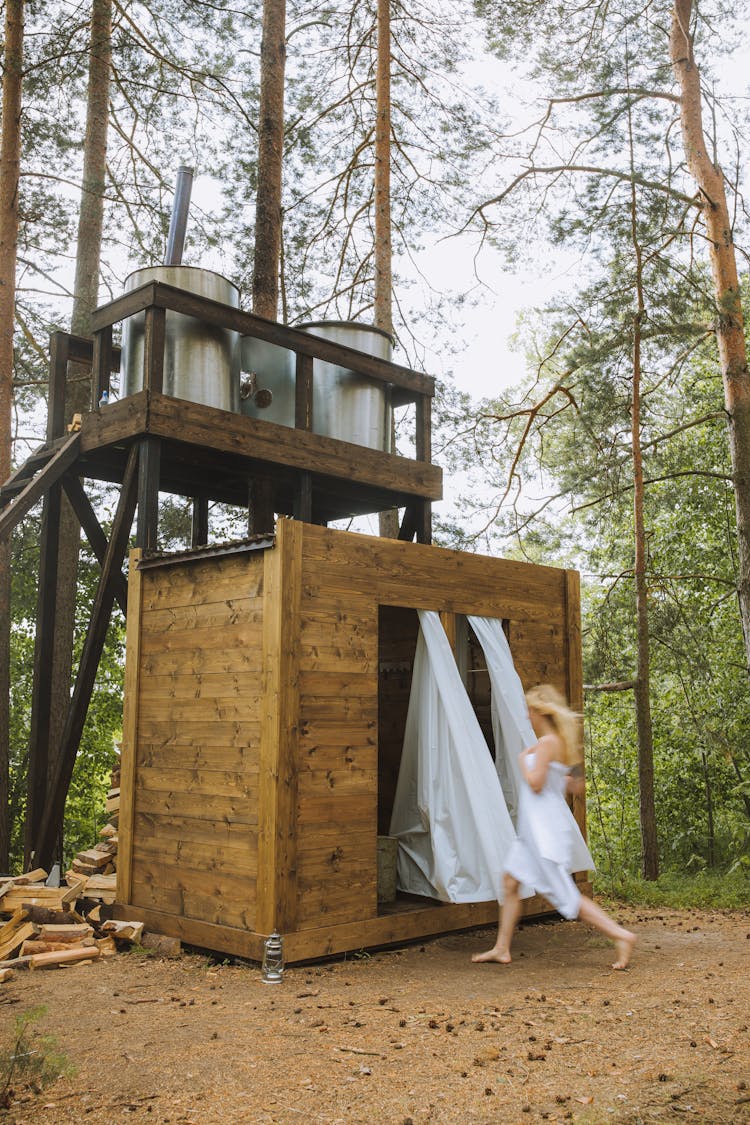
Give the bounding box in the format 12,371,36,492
0,769,156,985
64,772,120,905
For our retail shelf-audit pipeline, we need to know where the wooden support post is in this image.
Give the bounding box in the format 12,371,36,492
293,470,312,523
249,478,275,536
23,480,63,866
48,332,70,439
62,476,128,614
398,504,417,542
257,518,302,934
191,497,209,547
24,335,74,861
91,326,113,410
136,437,160,551
142,306,166,393
415,393,431,463
32,445,140,871
294,352,313,431
414,395,432,543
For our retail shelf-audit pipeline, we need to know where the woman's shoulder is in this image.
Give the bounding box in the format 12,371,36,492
535,732,567,765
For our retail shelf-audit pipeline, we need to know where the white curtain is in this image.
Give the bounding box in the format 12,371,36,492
388,610,516,902
466,615,536,827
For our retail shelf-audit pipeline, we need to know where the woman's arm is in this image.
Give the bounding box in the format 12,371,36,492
519,735,561,793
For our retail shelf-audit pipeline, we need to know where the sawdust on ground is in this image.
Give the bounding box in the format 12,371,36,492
1,904,749,1124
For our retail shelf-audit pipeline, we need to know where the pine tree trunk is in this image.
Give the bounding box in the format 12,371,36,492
375,0,399,539
0,0,24,872
252,0,286,320
671,0,750,681
24,0,112,867
628,93,659,880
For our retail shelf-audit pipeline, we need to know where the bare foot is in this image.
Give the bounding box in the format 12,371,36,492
471,947,512,964
611,931,636,970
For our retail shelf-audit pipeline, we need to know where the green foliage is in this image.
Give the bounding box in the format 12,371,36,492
593,869,750,911
0,1006,74,1110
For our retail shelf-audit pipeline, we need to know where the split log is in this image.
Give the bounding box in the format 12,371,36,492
0,908,28,942
38,923,94,943
23,905,79,926
95,936,117,957
0,921,37,961
20,940,78,956
0,968,13,982
28,946,100,969
101,919,144,943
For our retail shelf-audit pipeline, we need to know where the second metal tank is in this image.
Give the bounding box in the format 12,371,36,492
241,320,394,452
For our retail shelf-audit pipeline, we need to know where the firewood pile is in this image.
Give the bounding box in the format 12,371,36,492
0,770,154,985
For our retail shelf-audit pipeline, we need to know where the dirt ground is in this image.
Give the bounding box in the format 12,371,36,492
1,904,749,1124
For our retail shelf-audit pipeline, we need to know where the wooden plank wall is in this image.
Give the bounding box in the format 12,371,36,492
291,521,579,934
124,550,265,930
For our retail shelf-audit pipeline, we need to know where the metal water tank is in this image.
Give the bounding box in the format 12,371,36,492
120,265,241,412
241,320,393,452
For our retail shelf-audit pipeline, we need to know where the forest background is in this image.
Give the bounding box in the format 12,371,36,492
1,0,749,900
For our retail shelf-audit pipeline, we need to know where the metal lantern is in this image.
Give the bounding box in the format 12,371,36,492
261,930,284,984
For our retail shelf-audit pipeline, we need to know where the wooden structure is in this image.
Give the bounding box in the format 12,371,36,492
114,518,587,963
0,281,440,871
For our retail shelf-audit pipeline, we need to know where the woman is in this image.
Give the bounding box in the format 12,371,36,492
472,684,636,970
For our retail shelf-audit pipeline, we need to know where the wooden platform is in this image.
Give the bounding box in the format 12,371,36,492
73,389,442,523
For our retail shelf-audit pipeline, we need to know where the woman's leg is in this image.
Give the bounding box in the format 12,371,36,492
472,873,522,964
577,895,636,969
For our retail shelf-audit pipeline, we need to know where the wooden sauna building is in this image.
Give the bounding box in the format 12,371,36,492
1,274,588,962
115,518,587,963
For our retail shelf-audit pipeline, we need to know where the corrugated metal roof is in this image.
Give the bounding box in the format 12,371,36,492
137,533,275,569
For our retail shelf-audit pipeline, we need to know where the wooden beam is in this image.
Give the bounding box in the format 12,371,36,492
0,433,81,542
91,326,113,409
293,471,312,523
249,478,275,536
257,518,302,934
136,436,160,551
62,475,128,614
415,394,431,463
145,394,442,500
294,352,313,431
191,497,209,546
23,481,63,865
91,282,434,401
142,306,165,394
47,332,69,440
398,505,417,542
76,391,442,505
32,445,140,870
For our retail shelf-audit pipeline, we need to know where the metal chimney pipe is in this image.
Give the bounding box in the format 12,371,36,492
164,165,194,266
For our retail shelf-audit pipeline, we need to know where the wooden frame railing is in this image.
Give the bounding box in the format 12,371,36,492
87,280,434,465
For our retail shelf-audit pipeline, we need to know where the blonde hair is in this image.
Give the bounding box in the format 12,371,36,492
525,683,583,767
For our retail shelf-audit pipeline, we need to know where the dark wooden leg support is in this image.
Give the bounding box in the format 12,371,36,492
294,471,313,523
23,481,62,867
32,445,140,871
191,497,209,547
63,475,128,614
136,437,160,551
249,478,275,536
